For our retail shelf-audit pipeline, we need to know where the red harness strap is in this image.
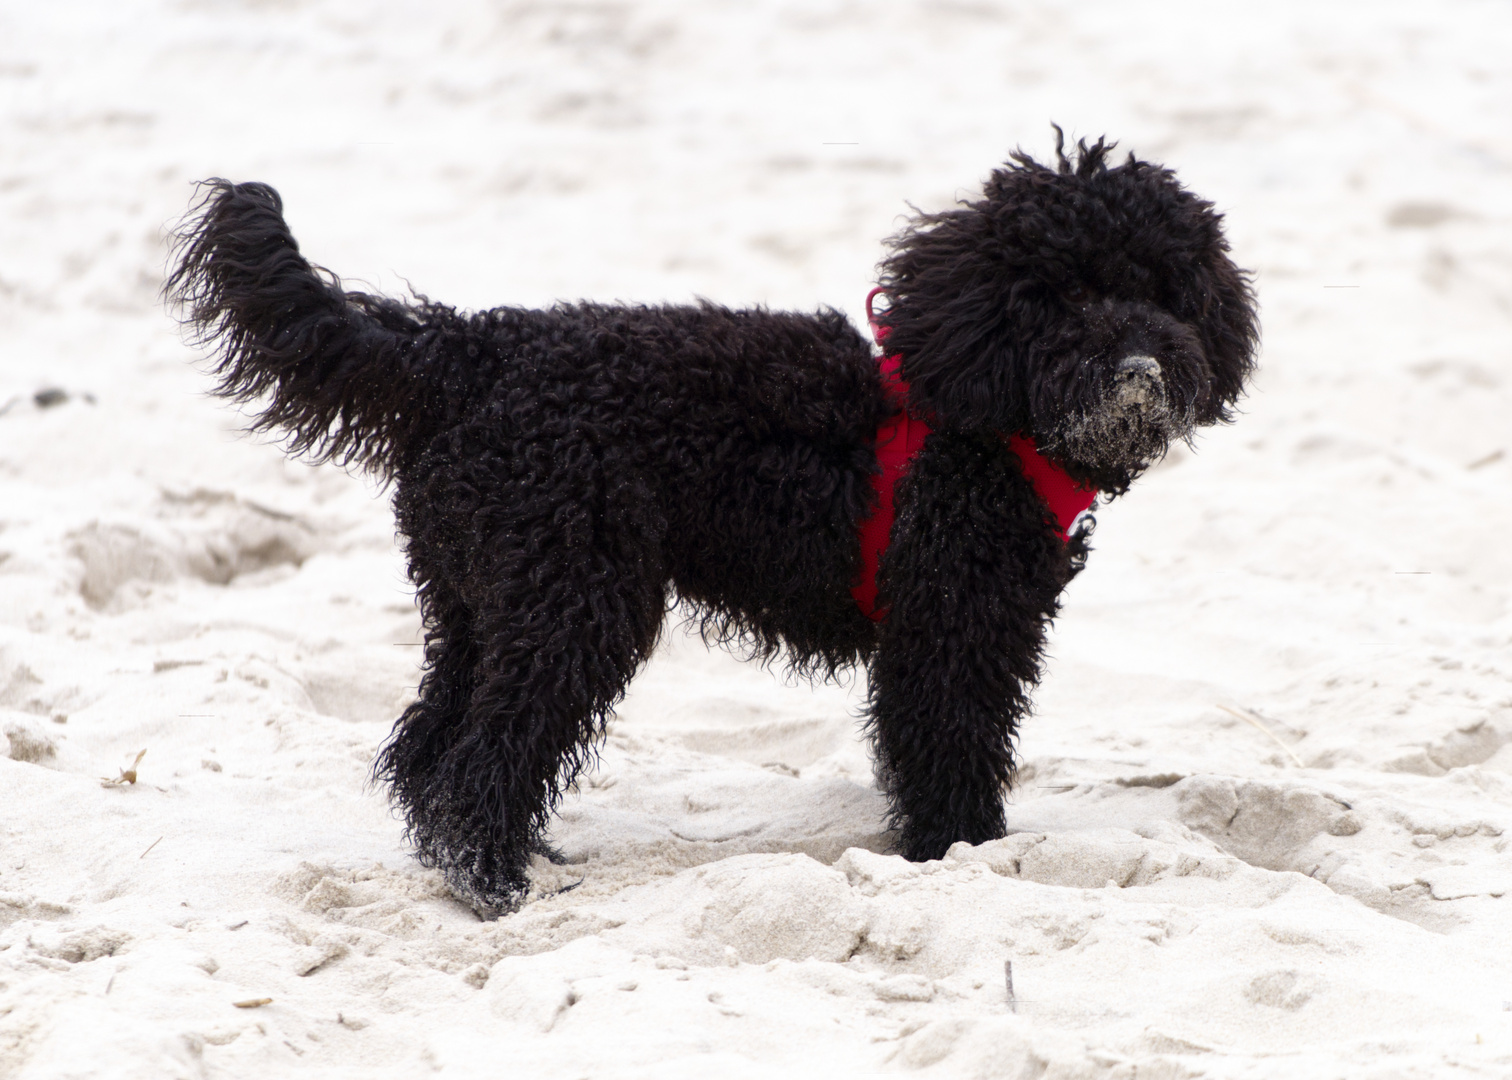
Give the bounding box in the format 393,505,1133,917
851,290,1098,621
852,350,929,620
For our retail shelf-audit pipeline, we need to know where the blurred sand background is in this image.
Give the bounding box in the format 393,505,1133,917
2,2,1511,1076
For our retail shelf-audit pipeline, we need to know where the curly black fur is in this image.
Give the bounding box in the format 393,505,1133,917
167,138,1256,915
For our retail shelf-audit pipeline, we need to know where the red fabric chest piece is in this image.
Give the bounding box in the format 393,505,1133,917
850,290,1097,622
1000,432,1099,539
852,352,929,620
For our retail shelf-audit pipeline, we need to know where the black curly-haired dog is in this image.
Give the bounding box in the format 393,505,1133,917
168,135,1256,915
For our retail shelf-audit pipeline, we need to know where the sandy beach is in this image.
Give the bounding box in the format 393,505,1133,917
3,2,1511,1076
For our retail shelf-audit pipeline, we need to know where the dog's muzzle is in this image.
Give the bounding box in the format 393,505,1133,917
1045,351,1186,479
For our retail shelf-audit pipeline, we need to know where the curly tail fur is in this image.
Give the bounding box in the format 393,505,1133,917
166,180,453,474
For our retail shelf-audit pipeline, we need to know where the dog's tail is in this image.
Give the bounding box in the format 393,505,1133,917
166,180,452,475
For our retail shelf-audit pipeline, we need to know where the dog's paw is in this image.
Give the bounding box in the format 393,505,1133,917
435,863,531,921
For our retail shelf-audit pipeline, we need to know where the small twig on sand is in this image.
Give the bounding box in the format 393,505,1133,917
1004,960,1016,1013
232,998,273,1009
1218,705,1304,768
138,836,163,859
101,748,148,787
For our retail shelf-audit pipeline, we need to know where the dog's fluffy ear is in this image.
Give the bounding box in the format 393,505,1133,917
1103,157,1258,424
873,201,1031,432
874,145,1088,432
1185,224,1258,424
1130,158,1259,424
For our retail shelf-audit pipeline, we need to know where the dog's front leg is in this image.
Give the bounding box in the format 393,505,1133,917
865,432,1070,862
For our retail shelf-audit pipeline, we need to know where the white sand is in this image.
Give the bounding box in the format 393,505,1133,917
3,2,1511,1076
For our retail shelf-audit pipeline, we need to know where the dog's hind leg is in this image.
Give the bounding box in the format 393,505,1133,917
379,446,668,916
864,432,1071,862
372,573,485,884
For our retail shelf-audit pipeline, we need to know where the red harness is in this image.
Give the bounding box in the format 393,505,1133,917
852,290,1098,621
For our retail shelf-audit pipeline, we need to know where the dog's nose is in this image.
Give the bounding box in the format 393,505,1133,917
1113,354,1163,409
1116,355,1161,380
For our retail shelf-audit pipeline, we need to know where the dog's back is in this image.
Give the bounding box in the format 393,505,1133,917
169,182,890,674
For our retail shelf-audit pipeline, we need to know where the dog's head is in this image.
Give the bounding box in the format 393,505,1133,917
876,131,1258,495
